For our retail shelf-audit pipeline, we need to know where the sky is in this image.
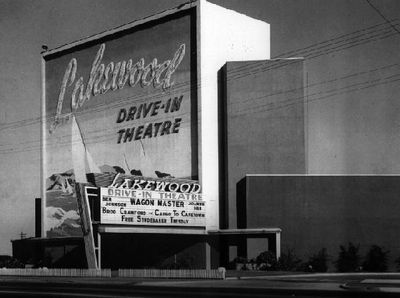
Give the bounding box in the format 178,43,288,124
1,0,400,255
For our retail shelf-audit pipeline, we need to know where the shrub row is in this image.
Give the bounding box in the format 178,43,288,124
232,243,393,272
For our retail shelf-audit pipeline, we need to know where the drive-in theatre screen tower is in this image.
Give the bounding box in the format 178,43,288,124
40,0,281,269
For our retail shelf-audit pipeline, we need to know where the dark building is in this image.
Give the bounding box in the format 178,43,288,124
12,237,86,268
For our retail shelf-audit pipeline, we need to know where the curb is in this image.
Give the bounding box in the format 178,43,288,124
233,272,400,280
342,282,400,294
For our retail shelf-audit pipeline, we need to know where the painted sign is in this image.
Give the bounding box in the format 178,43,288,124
43,10,197,237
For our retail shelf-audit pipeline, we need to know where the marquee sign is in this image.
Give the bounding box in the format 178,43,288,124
99,173,205,227
100,181,204,227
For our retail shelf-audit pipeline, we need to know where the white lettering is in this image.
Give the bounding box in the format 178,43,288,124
51,43,186,133
108,173,121,188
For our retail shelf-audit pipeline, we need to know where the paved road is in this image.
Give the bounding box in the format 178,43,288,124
1,273,400,297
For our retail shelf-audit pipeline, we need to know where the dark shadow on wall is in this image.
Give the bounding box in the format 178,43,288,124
12,237,87,268
237,177,247,229
218,65,228,229
101,234,208,269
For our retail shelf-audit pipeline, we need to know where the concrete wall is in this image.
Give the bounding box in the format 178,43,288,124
220,59,306,229
199,0,270,230
241,175,400,269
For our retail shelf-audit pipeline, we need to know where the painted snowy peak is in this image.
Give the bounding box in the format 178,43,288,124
46,207,80,230
46,170,75,194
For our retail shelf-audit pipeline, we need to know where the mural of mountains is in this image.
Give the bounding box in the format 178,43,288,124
46,166,123,238
46,207,80,236
46,170,82,238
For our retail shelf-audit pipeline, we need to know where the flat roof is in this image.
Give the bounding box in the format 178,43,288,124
98,227,281,235
98,226,207,235
11,236,83,243
207,228,281,235
246,174,400,177
11,228,282,242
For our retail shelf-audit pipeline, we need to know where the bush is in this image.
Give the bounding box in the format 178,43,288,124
0,257,24,268
277,249,303,271
363,245,389,272
255,251,278,270
226,256,248,270
304,248,329,272
260,249,301,271
234,256,248,264
159,253,195,269
335,242,361,272
0,255,12,268
395,257,400,272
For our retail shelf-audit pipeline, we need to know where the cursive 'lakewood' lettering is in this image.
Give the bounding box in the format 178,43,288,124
50,43,186,133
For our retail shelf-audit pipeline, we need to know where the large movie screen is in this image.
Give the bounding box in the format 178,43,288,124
43,10,197,237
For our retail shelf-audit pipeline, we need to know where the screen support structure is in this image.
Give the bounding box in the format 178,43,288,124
76,183,99,269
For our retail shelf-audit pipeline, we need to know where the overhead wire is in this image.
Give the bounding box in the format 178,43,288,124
1,19,397,132
1,17,400,154
4,63,399,156
365,0,400,35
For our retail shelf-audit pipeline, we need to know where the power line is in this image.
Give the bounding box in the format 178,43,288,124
3,65,399,156
2,59,399,154
365,0,400,35
227,26,397,81
227,62,400,108
233,73,400,117
274,18,398,57
1,17,399,155
1,19,397,133
227,19,399,77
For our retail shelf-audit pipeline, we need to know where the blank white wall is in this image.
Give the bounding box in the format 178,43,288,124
198,0,270,230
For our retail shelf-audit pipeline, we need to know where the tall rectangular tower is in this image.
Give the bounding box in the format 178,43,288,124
41,0,270,249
